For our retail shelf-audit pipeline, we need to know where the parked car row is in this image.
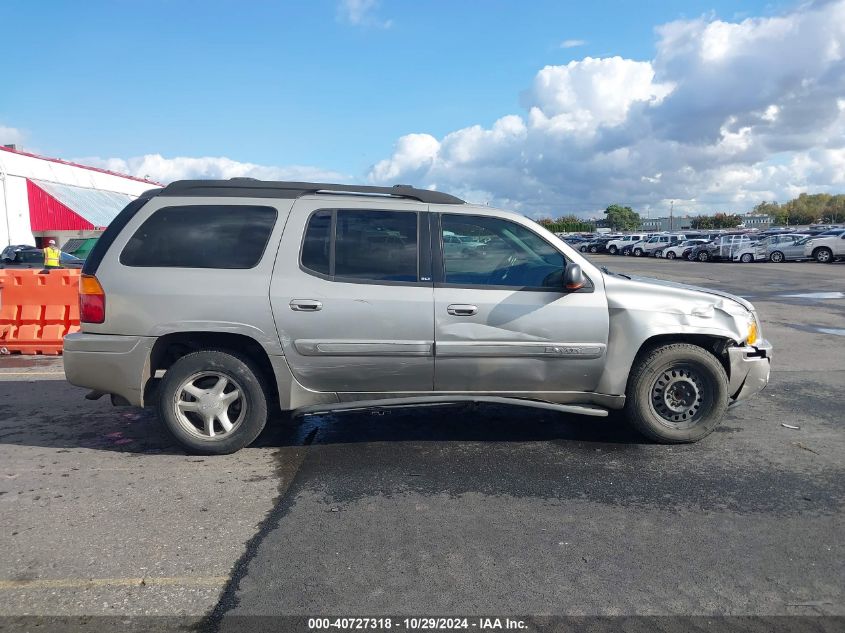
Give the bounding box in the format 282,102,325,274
575,227,845,264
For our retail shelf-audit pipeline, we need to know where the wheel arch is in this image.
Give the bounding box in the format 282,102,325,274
145,331,278,405
629,334,732,380
597,331,737,398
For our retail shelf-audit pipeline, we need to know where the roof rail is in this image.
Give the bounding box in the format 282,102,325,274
154,179,465,205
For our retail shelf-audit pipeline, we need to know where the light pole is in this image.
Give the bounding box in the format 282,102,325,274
670,200,674,232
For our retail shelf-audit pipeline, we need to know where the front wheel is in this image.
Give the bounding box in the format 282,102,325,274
814,247,833,263
697,251,710,262
580,245,589,253
157,350,268,454
625,343,729,443
769,251,784,263
608,245,618,255
589,245,599,253
666,251,676,260
740,253,754,263
633,248,643,257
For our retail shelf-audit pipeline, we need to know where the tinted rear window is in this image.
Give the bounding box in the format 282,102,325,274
300,209,419,283
335,210,417,282
301,210,332,275
120,205,277,269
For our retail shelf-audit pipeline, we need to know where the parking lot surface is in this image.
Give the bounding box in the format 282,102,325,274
1,257,843,626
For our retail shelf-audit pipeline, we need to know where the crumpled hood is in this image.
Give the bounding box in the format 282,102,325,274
622,274,755,312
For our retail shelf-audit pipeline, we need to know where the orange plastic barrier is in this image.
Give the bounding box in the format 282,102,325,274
0,269,81,355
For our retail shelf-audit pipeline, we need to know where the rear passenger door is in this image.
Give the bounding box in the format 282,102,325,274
270,199,434,393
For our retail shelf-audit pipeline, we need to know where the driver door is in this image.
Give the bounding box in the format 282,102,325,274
431,212,609,394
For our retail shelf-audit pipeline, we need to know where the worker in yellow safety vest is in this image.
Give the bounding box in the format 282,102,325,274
43,240,62,269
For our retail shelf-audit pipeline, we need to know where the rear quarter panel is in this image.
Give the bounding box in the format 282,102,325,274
84,196,293,355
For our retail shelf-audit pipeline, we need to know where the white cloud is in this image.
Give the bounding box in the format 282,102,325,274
337,0,392,28
0,124,25,146
560,39,587,48
76,154,350,185
370,0,845,217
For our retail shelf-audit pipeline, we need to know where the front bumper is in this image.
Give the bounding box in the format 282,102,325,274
63,333,156,407
727,339,772,406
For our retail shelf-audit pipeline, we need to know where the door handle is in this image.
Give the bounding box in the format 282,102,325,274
447,304,478,316
290,299,323,312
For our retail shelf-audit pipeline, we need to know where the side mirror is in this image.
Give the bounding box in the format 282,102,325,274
563,264,586,291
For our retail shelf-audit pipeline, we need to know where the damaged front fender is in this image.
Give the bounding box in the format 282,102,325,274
596,273,765,397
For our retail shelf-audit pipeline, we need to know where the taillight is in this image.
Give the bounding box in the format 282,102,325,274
79,274,106,323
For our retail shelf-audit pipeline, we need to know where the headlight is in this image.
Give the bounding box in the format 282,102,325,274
746,312,759,346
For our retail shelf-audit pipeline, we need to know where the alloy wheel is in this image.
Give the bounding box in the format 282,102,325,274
172,371,246,440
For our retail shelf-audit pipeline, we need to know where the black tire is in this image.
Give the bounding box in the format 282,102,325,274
589,246,598,253
633,248,643,257
157,350,268,455
624,343,729,443
697,251,710,262
666,251,676,260
608,245,618,255
769,251,784,263
814,247,833,263
580,245,589,252
740,253,754,263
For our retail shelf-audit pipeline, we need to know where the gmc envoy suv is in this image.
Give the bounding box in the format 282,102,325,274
64,180,771,454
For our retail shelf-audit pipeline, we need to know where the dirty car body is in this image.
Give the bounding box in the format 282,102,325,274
63,180,772,453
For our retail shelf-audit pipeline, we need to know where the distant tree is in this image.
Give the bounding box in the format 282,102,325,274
691,215,714,229
537,215,594,233
713,213,742,228
604,204,641,231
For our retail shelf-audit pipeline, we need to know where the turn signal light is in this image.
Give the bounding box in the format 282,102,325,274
79,274,106,323
747,320,758,346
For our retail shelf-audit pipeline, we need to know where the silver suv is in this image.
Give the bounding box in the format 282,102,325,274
64,180,772,454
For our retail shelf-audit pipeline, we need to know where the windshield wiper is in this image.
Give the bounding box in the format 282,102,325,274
600,266,630,279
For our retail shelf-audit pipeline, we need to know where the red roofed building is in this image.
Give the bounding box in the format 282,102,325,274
0,144,161,249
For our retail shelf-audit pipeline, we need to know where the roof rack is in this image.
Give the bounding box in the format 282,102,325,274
154,179,465,205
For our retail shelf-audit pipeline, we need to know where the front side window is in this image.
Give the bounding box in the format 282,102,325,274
440,215,565,289
300,209,418,283
121,205,277,269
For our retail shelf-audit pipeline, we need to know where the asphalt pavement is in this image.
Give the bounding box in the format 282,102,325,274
0,256,843,630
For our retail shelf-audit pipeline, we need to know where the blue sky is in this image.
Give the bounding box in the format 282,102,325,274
2,0,780,171
2,0,842,216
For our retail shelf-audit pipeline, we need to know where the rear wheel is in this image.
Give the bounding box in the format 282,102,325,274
589,245,598,253
666,251,676,260
625,343,729,443
740,253,754,263
654,249,664,258
580,245,589,252
814,247,833,263
633,248,643,257
697,251,710,262
769,251,784,263
157,350,268,454
608,245,618,255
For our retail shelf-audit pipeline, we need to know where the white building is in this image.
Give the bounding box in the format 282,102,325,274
0,144,160,248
